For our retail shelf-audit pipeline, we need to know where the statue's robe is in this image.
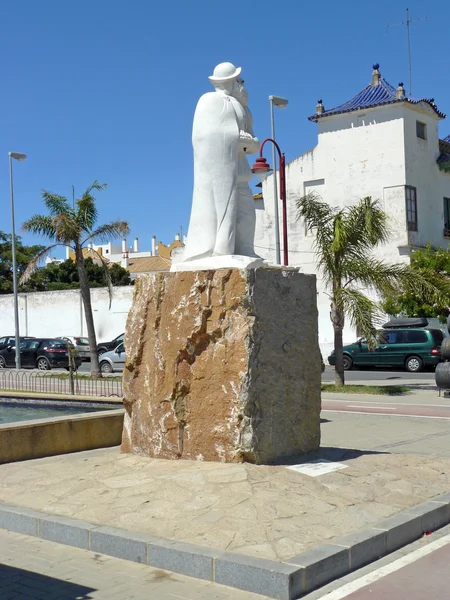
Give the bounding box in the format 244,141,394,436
183,92,249,261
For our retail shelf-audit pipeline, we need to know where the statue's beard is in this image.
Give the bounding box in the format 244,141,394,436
233,87,248,106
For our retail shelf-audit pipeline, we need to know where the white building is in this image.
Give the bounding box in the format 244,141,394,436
255,64,450,357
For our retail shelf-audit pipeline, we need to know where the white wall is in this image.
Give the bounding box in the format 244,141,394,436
256,102,449,358
0,287,134,344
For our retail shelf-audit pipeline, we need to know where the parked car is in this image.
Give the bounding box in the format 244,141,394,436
57,336,91,361
97,333,124,356
0,338,82,370
0,336,35,350
99,342,126,373
328,319,444,373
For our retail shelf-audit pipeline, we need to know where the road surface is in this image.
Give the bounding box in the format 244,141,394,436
322,366,435,383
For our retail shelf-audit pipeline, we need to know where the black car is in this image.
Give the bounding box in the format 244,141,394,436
0,336,35,351
0,338,82,370
97,333,124,356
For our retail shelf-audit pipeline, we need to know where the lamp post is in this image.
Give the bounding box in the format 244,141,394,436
251,139,288,266
9,151,27,369
268,95,288,264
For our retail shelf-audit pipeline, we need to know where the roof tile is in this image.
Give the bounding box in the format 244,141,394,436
309,70,445,122
126,256,171,273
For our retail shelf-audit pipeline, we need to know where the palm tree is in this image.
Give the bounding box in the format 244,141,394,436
296,194,443,386
21,181,130,376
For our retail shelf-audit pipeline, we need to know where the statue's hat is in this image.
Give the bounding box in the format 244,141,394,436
209,62,242,84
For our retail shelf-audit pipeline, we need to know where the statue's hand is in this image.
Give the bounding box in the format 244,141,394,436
239,131,259,154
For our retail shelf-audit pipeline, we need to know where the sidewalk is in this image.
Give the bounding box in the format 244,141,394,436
0,529,268,600
2,446,450,563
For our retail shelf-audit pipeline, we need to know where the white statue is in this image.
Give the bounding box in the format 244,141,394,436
172,62,264,271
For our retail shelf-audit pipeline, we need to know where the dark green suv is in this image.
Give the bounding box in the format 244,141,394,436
328,323,444,372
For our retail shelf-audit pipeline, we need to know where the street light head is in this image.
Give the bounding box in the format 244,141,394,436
9,152,27,162
269,95,288,109
251,156,272,183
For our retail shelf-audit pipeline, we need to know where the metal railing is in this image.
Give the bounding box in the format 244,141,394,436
0,370,123,398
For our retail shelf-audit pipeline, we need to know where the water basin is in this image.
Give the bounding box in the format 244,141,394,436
0,398,120,425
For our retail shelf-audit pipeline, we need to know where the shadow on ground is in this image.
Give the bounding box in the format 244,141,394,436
271,446,389,466
0,563,95,600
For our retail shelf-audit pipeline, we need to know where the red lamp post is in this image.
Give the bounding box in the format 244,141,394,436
251,139,288,266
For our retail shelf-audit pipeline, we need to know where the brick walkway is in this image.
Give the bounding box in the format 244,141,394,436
0,529,269,600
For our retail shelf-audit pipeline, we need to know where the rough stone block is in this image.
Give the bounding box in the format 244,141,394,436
214,552,304,600
121,268,321,464
0,504,39,536
288,544,349,593
90,526,150,563
39,516,95,549
404,501,450,533
370,512,423,552
147,539,217,581
332,529,387,570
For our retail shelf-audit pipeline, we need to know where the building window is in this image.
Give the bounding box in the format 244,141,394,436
444,198,450,237
416,121,427,140
406,186,417,231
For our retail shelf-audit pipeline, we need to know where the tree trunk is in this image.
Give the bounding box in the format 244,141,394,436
331,297,345,387
75,245,101,377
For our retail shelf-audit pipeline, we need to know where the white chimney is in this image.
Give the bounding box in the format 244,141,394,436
121,251,129,268
151,236,157,256
175,233,180,241
133,237,139,253
121,238,127,253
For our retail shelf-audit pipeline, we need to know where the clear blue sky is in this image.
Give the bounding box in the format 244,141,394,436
1,0,449,255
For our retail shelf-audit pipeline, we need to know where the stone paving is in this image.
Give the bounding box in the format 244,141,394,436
0,529,269,599
2,443,450,563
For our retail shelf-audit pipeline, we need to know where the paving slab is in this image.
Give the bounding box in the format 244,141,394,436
2,445,450,564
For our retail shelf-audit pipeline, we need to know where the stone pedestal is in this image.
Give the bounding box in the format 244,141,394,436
121,268,321,464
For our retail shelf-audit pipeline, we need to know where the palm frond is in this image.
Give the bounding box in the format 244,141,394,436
41,191,73,218
19,244,67,284
344,197,390,251
342,258,409,295
336,287,383,345
52,213,81,244
81,221,130,246
22,215,57,239
76,181,107,231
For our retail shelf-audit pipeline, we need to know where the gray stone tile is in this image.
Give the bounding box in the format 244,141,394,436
333,528,387,570
288,544,349,593
38,515,96,549
404,501,450,533
0,504,39,537
90,526,151,564
214,552,303,600
370,512,423,553
147,539,218,581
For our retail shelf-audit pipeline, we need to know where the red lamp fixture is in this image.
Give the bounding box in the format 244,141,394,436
251,138,288,266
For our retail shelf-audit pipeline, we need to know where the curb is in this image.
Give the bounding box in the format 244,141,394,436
1,494,450,599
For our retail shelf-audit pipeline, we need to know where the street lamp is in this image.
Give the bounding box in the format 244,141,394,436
251,139,288,266
9,151,27,369
268,95,288,264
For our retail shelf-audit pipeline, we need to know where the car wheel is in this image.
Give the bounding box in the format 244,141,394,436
100,361,113,373
343,355,353,371
37,357,51,371
0,356,6,369
405,355,423,373
98,348,107,356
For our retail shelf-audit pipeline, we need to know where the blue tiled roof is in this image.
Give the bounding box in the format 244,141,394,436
309,71,446,122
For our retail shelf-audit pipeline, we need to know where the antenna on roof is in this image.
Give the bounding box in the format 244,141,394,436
388,8,427,97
